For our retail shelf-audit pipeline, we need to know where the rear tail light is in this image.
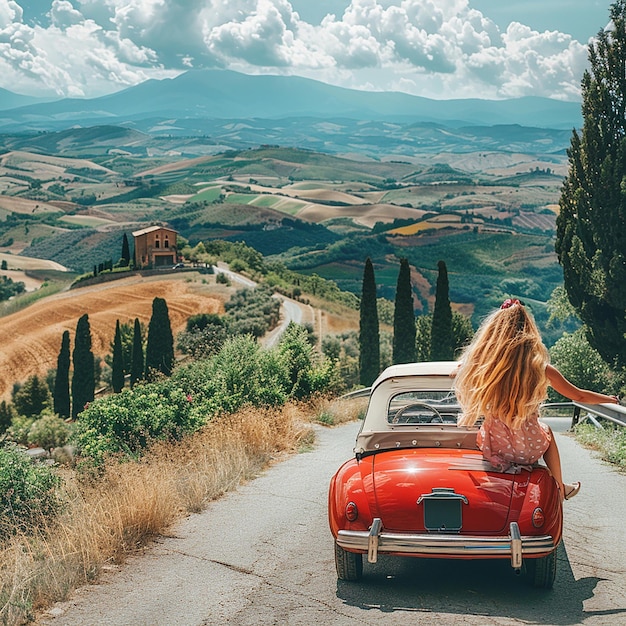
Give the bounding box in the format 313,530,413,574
532,507,545,528
345,501,358,521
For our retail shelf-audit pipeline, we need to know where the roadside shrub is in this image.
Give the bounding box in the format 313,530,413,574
71,380,203,467
175,335,290,414
7,416,36,445
27,414,71,451
278,323,340,399
0,443,62,538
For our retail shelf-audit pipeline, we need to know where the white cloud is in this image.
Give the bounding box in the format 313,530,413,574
0,0,591,100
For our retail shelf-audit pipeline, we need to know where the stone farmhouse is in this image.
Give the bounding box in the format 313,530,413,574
132,225,179,269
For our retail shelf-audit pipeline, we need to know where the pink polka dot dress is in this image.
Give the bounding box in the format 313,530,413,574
477,415,551,471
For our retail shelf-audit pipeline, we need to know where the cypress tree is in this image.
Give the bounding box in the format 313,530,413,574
556,1,626,368
53,330,71,418
392,258,416,364
130,317,144,388
72,313,95,419
111,320,124,393
145,297,174,380
358,257,380,386
121,233,131,266
430,260,454,361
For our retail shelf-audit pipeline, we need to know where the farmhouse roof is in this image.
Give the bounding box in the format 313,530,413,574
132,225,178,237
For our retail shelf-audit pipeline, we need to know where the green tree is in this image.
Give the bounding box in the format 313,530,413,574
416,311,474,362
430,260,454,361
130,317,144,388
392,258,416,364
0,400,15,434
13,375,52,418
53,330,71,418
145,297,174,380
111,320,125,393
556,1,626,368
176,313,227,359
548,328,620,401
72,313,95,419
358,257,380,386
120,233,131,266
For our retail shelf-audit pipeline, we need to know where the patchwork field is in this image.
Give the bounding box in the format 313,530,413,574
0,274,226,400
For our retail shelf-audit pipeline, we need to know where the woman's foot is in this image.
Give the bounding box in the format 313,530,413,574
564,482,581,500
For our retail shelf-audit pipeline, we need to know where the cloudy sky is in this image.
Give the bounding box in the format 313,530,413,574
0,0,611,101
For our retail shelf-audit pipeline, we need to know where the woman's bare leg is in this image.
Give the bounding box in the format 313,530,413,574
542,426,565,496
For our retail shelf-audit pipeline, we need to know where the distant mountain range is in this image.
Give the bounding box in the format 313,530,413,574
0,69,582,134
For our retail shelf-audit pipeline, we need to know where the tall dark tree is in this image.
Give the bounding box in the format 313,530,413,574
358,257,380,386
145,297,174,380
120,233,131,266
392,258,416,364
13,375,51,417
130,317,144,388
53,330,71,418
72,313,95,419
430,260,454,361
111,320,125,393
556,1,626,368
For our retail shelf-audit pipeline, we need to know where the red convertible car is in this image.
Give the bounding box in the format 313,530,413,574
328,361,562,588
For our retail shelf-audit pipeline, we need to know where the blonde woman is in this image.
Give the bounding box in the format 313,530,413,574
454,299,619,500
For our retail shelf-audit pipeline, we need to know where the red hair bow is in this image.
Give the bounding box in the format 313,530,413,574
501,298,522,309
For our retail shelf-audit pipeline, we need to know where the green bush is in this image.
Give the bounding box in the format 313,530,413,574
278,323,340,399
0,443,62,538
7,416,36,445
71,331,340,468
27,414,71,451
174,335,290,414
72,380,203,466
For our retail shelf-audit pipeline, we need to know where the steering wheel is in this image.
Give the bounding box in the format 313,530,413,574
392,402,444,424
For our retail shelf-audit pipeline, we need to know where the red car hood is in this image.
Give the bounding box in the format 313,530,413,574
366,449,516,534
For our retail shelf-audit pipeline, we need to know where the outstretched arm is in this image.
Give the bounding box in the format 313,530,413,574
546,364,619,404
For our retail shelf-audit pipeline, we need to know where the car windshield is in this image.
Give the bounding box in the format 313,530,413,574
387,390,461,424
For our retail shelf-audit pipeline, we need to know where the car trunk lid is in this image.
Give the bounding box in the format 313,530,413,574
368,449,516,534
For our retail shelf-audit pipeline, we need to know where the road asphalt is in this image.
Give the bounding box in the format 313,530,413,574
37,418,626,626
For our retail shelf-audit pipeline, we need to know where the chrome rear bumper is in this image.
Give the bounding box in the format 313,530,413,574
337,519,554,568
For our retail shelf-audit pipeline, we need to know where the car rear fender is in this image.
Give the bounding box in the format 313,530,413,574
328,457,375,537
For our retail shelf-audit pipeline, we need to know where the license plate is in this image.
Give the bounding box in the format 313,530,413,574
423,498,463,532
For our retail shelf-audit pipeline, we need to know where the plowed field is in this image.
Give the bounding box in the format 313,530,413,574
0,275,224,401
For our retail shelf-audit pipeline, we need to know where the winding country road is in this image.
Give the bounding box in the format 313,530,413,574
38,417,626,626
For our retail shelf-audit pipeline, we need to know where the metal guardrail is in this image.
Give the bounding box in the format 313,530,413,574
542,401,626,429
570,401,626,429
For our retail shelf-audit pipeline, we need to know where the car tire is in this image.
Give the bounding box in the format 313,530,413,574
334,542,363,581
528,543,558,589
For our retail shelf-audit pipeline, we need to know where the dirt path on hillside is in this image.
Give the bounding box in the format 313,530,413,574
0,274,225,400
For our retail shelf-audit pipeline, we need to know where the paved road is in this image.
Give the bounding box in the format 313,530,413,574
39,419,626,626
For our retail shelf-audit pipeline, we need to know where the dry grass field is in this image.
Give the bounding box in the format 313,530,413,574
0,274,226,401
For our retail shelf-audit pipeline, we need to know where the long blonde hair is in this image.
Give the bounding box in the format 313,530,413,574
455,301,549,429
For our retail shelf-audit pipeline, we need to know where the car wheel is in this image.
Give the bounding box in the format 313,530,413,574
528,544,558,589
334,542,363,581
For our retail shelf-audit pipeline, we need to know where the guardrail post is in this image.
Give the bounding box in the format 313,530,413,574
571,405,581,429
